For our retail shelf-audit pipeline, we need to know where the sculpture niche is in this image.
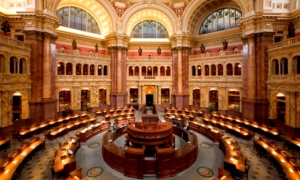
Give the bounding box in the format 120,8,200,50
288,22,295,38
1,19,11,35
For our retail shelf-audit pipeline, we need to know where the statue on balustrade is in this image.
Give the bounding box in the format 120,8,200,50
222,40,228,50
200,44,205,53
1,19,11,35
288,22,295,38
95,43,98,53
72,39,77,50
157,47,161,55
138,47,142,56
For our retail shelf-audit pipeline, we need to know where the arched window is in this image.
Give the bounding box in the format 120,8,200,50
142,66,146,76
205,65,209,76
135,66,140,76
90,65,95,75
280,58,288,74
191,66,196,76
76,64,82,75
131,20,168,38
56,6,100,34
218,64,223,76
227,64,233,75
19,58,25,74
234,63,241,75
103,65,108,76
147,66,152,76
211,65,216,76
160,66,165,76
57,62,65,75
199,8,242,35
166,66,171,76
197,65,201,76
66,63,72,75
10,57,16,74
83,64,88,75
98,65,102,75
129,66,134,76
272,59,279,75
153,66,158,76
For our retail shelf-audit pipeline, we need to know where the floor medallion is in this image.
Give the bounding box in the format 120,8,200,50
86,167,103,177
197,167,214,178
88,142,100,148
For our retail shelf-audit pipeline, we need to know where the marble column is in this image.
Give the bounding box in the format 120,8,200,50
25,31,57,122
242,32,274,123
171,47,190,108
109,46,127,108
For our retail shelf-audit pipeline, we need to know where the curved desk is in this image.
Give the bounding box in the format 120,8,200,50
0,137,44,180
102,124,198,179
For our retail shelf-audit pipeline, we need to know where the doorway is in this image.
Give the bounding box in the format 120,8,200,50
146,94,153,106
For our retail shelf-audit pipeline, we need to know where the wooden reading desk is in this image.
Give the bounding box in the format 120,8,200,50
0,137,44,180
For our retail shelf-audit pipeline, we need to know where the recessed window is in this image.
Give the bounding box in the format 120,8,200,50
199,8,242,35
56,6,100,34
131,20,168,38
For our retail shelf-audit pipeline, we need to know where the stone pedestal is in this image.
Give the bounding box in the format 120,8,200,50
29,99,57,122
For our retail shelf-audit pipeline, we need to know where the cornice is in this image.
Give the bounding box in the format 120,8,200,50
56,30,105,43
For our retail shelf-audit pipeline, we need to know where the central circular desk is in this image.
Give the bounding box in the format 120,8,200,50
102,122,198,179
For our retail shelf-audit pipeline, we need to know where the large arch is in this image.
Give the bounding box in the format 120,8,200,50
182,0,246,35
53,0,115,35
123,4,176,37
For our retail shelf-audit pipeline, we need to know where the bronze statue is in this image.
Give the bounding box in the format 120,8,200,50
222,40,228,50
200,44,205,53
1,19,11,35
72,39,77,50
157,47,161,55
95,43,98,53
138,47,142,56
288,22,295,38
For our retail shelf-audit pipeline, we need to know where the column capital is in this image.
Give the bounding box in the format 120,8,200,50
24,30,57,43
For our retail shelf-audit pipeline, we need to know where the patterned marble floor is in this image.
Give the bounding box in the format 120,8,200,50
0,110,297,180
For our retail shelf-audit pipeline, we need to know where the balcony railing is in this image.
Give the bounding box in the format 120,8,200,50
56,49,109,58
0,36,31,49
127,56,172,60
189,50,242,60
268,37,300,50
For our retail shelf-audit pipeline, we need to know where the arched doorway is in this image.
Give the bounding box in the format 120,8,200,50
81,88,90,111
276,93,286,122
192,88,200,106
209,88,218,112
145,86,154,106
12,92,22,122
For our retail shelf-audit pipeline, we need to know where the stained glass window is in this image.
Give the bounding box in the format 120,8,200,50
199,8,242,35
57,6,100,34
131,20,168,38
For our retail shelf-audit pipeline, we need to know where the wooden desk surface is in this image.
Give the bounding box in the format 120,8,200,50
282,136,300,148
221,137,245,173
0,138,10,146
54,137,79,173
255,138,300,180
0,138,44,180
